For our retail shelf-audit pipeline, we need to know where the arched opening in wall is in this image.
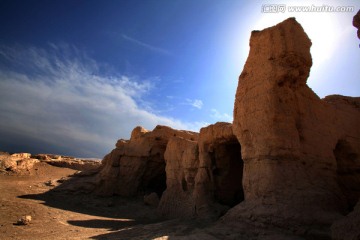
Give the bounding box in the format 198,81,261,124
334,139,360,212
211,139,244,207
141,155,167,197
146,170,167,197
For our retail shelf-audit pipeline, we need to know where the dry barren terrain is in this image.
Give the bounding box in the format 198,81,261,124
0,162,213,240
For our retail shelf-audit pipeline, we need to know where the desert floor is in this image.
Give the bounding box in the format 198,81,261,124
0,162,220,240
0,162,310,240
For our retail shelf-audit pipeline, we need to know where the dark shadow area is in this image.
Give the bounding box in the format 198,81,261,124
140,160,167,197
334,139,360,212
19,189,162,221
211,139,244,207
88,219,213,240
67,219,137,231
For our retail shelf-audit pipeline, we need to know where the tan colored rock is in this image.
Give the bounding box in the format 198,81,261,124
15,158,40,172
1,157,18,171
227,17,360,228
11,153,31,159
159,122,242,219
99,125,197,197
0,153,39,173
131,126,150,140
31,153,100,171
158,136,199,218
16,215,32,225
44,158,100,171
33,154,73,160
189,122,243,219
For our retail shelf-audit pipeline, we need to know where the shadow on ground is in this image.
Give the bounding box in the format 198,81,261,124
16,169,215,239
19,189,164,220
87,219,216,240
67,219,137,231
18,190,213,239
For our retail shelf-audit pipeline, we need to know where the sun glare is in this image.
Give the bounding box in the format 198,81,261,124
253,12,338,68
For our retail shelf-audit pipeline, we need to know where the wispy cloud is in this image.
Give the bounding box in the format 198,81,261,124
0,44,199,157
122,34,171,55
210,109,232,122
185,99,203,109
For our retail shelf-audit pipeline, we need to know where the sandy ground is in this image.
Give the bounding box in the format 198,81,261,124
0,162,212,240
0,161,314,240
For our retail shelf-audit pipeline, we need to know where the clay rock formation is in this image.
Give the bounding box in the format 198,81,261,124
159,122,243,219
353,10,360,42
69,125,198,197
16,215,32,226
0,152,39,173
40,157,101,171
0,152,100,174
11,153,31,159
226,17,360,228
158,135,199,218
31,154,100,171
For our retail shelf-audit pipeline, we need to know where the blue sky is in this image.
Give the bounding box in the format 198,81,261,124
0,0,359,157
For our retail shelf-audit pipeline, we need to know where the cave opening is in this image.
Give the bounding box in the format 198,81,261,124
334,139,360,212
146,170,167,197
140,153,167,198
211,139,244,207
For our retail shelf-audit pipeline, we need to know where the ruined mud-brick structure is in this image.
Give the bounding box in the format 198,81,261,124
61,17,360,239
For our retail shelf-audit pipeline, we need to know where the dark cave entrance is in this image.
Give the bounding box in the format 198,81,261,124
146,168,167,197
334,139,360,212
141,153,167,198
210,139,244,207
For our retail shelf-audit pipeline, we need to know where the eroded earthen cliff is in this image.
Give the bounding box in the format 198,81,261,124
227,17,360,229
99,125,198,197
159,122,243,219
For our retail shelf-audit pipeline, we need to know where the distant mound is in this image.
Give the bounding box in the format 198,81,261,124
0,152,100,174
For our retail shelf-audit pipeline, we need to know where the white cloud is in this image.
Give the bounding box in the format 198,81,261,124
0,44,200,157
186,99,203,109
210,109,232,122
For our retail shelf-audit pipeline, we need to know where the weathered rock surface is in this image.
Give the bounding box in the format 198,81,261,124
158,135,199,218
0,152,100,174
41,158,101,171
227,17,360,230
0,152,39,174
16,215,32,226
198,122,243,210
159,122,243,219
11,153,31,159
60,125,199,197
